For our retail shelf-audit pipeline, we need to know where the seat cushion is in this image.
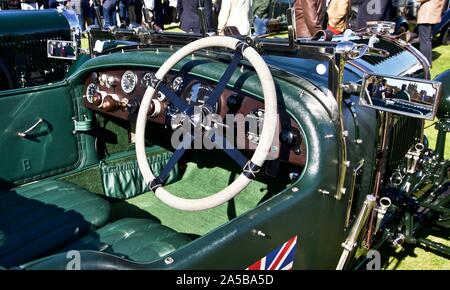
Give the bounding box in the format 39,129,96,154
0,180,111,267
64,218,191,262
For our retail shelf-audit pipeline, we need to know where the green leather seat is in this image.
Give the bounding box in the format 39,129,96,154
0,180,111,267
64,218,191,262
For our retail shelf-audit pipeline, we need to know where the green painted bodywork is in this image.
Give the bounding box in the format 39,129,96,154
0,81,98,187
435,70,450,119
20,48,379,269
0,10,70,37
0,9,72,89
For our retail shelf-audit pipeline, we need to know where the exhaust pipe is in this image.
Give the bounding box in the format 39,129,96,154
336,195,376,270
374,197,392,233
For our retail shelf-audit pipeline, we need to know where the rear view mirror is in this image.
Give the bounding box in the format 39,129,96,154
47,40,77,60
360,73,442,120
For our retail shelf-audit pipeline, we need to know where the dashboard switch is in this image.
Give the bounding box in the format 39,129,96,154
102,95,128,112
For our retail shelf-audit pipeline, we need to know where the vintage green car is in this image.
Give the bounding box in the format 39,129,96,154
0,7,449,270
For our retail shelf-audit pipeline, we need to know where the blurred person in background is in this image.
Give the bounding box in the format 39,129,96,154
177,0,214,33
253,0,271,35
218,0,253,35
48,0,58,8
119,0,129,26
417,0,446,67
326,0,350,35
127,0,136,25
142,0,164,31
294,0,325,37
103,0,117,27
168,0,178,24
21,0,38,9
356,0,391,29
81,0,94,29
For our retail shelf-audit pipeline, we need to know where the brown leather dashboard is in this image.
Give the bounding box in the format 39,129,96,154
82,68,306,167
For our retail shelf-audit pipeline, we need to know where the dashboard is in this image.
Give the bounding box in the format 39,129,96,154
82,68,306,167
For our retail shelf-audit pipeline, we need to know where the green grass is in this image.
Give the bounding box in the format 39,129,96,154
424,45,450,161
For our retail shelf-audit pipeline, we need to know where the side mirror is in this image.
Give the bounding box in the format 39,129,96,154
47,40,78,60
360,73,442,120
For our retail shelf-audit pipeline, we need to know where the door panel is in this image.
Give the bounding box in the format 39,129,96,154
0,83,80,186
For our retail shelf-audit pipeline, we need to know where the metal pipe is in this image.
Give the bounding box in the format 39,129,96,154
333,52,348,200
417,238,450,256
419,201,450,215
374,197,391,233
336,195,376,270
366,112,392,248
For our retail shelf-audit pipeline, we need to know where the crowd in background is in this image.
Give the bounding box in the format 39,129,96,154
1,0,447,65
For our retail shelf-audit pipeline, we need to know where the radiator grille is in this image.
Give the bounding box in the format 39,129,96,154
385,115,423,179
355,38,404,66
0,33,70,87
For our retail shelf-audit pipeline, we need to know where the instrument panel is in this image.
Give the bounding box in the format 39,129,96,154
82,68,306,167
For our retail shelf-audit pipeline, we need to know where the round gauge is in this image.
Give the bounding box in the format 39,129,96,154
121,70,137,94
171,76,184,93
85,83,98,103
187,82,216,111
141,72,154,87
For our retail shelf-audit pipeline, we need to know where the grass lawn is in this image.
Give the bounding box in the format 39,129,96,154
425,45,450,161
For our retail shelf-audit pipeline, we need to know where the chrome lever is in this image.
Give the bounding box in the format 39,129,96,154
366,47,390,58
18,118,44,138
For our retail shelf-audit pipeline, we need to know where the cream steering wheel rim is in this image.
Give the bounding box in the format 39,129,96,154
135,36,277,211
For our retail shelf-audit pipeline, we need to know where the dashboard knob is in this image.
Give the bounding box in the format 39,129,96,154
102,95,128,112
107,75,117,87
227,94,242,110
281,129,296,146
92,92,103,107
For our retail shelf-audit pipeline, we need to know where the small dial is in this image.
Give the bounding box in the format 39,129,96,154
142,72,166,101
172,76,184,93
141,72,154,87
121,70,137,94
186,82,216,112
85,83,98,103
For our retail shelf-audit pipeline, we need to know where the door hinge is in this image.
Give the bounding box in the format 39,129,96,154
72,115,92,134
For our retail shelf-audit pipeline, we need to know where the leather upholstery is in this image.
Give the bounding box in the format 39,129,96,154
0,180,111,267
65,218,191,262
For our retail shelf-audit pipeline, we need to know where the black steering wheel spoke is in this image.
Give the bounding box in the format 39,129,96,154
211,132,248,168
157,133,195,183
158,83,191,113
205,51,243,108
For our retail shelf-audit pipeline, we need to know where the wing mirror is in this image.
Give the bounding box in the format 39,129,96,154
47,40,78,60
359,73,442,120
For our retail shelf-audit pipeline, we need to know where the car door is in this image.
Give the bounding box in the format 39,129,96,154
0,82,82,187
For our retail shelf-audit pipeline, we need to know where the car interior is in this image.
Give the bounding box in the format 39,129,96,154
0,44,307,268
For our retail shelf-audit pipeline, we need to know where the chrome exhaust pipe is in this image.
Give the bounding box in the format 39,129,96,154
336,195,376,270
374,197,391,233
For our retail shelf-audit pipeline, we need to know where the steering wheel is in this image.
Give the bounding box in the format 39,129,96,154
135,36,278,211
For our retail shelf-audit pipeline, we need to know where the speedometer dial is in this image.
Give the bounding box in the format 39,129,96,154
85,83,98,103
121,70,137,94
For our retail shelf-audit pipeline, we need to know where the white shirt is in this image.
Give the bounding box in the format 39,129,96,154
218,0,253,36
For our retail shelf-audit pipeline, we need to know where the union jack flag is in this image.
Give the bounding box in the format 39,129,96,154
246,235,298,270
